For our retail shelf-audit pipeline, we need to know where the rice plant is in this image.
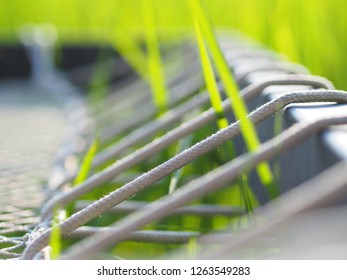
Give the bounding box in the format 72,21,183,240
49,207,62,259
65,137,99,217
189,0,275,197
1,0,345,89
142,0,168,115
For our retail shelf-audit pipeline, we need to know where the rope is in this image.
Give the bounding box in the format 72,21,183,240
95,93,210,165
47,73,333,200
57,105,347,259
235,61,309,84
203,160,347,259
74,200,246,217
96,64,202,129
90,44,198,116
0,236,25,259
96,74,332,166
99,72,203,143
225,48,280,62
42,87,343,217
66,227,236,244
22,89,347,259
94,79,150,123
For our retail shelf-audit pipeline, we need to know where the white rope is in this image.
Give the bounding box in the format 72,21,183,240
235,61,309,84
41,77,334,216
74,200,245,217
99,72,203,143
66,227,235,244
203,160,347,259
22,89,347,259
58,108,347,259
48,74,333,199
96,93,210,164
93,44,198,116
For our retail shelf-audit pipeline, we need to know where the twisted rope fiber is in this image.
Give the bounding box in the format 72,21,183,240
66,227,235,244
235,61,309,84
95,92,211,166
52,66,328,188
54,85,219,189
0,226,31,235
95,74,332,166
204,160,347,259
23,89,347,259
97,66,203,142
99,72,204,143
225,48,279,61
94,79,151,123
94,44,199,116
75,200,245,217
46,74,333,210
99,101,157,142
58,103,347,259
43,74,331,217
98,71,201,131
0,236,25,258
51,75,205,191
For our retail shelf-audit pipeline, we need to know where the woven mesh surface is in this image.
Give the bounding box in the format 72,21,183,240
0,81,66,259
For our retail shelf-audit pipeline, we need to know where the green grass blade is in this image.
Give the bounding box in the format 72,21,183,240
142,0,168,115
110,26,148,78
168,134,194,194
187,237,198,259
73,137,99,185
193,16,229,130
108,1,148,79
188,0,275,197
49,207,62,259
66,137,99,216
192,1,260,211
88,48,110,107
193,13,237,160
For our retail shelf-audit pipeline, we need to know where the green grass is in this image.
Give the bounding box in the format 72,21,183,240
193,9,228,130
49,207,62,259
189,0,275,197
168,134,193,194
109,25,148,78
191,1,259,211
88,49,111,106
73,137,99,186
1,0,346,89
142,0,168,115
66,137,99,217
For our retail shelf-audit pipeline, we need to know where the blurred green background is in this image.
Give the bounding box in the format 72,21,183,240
0,0,346,89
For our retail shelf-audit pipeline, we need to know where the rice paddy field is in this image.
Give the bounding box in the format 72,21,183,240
1,0,347,260
1,0,346,89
